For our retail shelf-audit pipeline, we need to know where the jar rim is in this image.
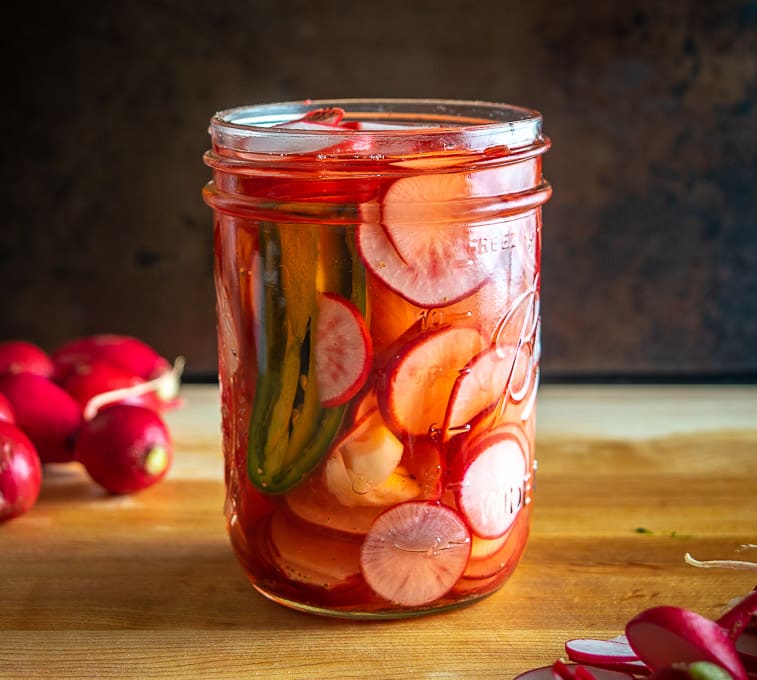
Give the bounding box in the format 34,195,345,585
208,98,544,154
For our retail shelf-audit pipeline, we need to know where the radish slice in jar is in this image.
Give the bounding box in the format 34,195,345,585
453,429,528,539
360,501,471,607
377,326,484,438
269,511,362,588
315,292,373,408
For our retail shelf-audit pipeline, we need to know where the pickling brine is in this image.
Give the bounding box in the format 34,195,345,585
203,99,551,618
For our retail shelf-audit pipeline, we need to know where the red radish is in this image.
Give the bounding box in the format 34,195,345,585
61,359,144,407
453,427,529,538
718,590,757,640
356,220,490,308
0,373,82,463
315,293,373,407
0,340,54,378
378,325,484,437
565,636,652,675
442,343,520,441
461,507,530,580
0,392,15,424
565,636,640,665
74,404,172,494
51,334,173,384
61,357,185,419
359,501,471,607
0,422,42,522
736,631,757,672
357,173,517,307
625,606,748,680
250,107,376,156
513,663,635,679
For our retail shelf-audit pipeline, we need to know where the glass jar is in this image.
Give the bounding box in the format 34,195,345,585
203,99,551,618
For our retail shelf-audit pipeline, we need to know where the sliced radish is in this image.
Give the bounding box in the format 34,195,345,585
378,326,484,437
284,472,386,536
346,387,378,424
565,637,642,665
443,343,519,441
359,501,470,607
315,292,373,407
718,590,757,639
461,506,530,580
737,631,757,672
625,606,748,680
400,437,444,501
513,663,635,680
469,532,510,561
357,173,523,307
269,510,362,589
453,428,528,538
356,220,491,308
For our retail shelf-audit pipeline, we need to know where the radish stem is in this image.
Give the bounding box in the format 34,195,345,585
82,356,185,421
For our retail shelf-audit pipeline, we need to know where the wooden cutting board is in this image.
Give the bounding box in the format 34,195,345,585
1,385,756,679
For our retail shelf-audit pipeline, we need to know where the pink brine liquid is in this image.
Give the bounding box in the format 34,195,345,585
204,101,551,618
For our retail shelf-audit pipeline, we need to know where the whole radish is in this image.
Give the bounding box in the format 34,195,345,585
0,392,15,424
51,334,172,383
60,358,170,415
51,334,183,415
74,404,172,494
0,421,42,522
0,373,82,463
0,340,54,378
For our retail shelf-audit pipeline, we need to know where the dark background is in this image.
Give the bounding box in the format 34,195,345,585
2,0,755,381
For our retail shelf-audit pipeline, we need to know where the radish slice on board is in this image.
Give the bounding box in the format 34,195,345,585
718,590,757,639
625,606,748,680
513,664,635,680
565,636,651,674
378,326,484,437
359,501,470,606
453,429,528,538
565,637,640,665
315,292,373,407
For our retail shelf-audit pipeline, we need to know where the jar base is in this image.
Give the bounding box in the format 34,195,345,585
251,583,496,620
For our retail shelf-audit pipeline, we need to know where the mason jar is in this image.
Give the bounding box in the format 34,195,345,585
203,99,551,618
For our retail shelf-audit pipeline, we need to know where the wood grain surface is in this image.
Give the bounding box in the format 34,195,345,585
1,385,756,679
